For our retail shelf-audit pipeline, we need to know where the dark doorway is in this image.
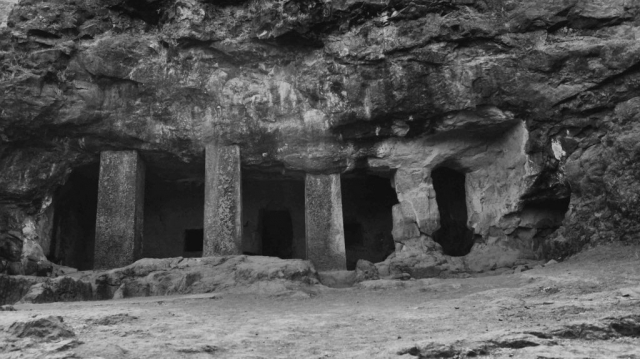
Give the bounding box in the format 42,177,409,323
344,220,364,247
142,171,204,259
431,167,475,256
341,171,397,270
183,229,203,257
260,210,294,259
51,163,99,270
242,175,305,259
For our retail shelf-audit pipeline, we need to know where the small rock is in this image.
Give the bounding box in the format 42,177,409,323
375,262,390,277
318,271,357,288
390,272,411,281
545,260,558,266
9,316,75,341
514,265,527,273
355,260,379,282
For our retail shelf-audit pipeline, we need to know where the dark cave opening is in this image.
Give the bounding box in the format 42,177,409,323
341,171,397,270
260,210,294,259
142,171,205,259
183,228,204,257
51,162,99,270
431,167,475,257
242,173,306,259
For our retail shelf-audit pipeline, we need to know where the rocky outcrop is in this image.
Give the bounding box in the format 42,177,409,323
1,0,639,271
3,255,319,304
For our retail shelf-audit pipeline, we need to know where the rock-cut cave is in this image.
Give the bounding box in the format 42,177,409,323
431,166,475,257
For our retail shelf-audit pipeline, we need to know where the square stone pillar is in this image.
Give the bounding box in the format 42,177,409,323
94,151,145,269
204,143,242,256
305,173,346,271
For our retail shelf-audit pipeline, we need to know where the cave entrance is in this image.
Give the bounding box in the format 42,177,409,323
341,170,397,270
183,228,204,258
242,172,305,259
260,210,294,259
142,158,205,259
431,166,475,256
51,162,100,270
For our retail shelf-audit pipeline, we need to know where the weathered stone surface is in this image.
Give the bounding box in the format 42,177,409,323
317,270,357,288
94,151,145,269
204,143,242,256
8,316,75,341
19,276,93,304
305,174,347,271
0,274,41,305
355,259,379,282
3,255,320,304
88,255,319,300
1,0,640,270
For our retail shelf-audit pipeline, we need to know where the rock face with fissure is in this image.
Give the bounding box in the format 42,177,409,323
1,0,640,274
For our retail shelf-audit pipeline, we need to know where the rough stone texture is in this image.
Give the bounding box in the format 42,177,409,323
0,274,41,305
355,259,379,282
1,255,320,305
85,255,319,300
1,0,640,271
204,143,242,256
8,316,75,341
317,270,357,288
94,151,145,269
18,276,93,304
305,174,347,271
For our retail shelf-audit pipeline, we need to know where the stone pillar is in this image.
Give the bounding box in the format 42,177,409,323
305,173,346,271
204,143,242,256
94,151,145,269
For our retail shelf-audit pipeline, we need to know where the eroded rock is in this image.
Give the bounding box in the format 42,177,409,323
8,316,75,341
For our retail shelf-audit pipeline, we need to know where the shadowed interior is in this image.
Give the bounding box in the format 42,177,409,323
50,163,99,270
431,167,475,257
341,171,397,270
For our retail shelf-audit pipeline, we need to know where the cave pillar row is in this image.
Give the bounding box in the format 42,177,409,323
305,173,347,271
94,151,145,269
204,143,242,256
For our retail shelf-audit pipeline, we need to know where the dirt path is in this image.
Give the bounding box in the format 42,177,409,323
2,243,640,358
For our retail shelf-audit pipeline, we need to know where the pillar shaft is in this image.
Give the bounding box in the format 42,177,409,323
305,173,346,271
94,151,145,269
204,143,242,256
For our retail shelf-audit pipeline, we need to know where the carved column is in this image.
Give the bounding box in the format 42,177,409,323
204,143,242,256
94,151,145,269
305,173,347,271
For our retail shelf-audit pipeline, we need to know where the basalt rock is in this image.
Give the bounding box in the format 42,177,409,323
0,0,639,271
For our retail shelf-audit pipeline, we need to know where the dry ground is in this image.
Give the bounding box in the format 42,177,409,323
1,243,640,359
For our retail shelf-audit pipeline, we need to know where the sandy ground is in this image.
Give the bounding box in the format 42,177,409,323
1,243,640,359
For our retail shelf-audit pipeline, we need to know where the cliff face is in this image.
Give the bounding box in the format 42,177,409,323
1,0,639,274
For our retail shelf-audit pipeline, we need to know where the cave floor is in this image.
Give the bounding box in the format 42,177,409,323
2,243,640,359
